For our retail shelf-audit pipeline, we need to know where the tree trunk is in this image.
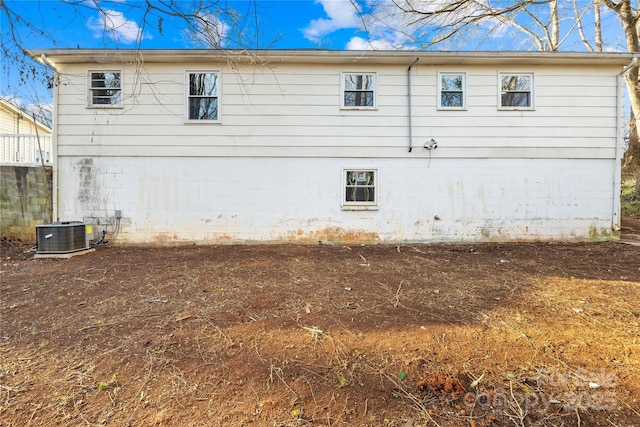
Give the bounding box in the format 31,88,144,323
594,1,603,51
550,0,559,50
614,0,640,199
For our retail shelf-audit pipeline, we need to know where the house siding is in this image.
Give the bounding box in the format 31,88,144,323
55,62,617,158
48,53,625,243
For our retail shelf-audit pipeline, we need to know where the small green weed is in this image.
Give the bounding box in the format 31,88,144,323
97,374,117,391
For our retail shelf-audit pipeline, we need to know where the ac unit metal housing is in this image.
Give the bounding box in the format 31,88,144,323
36,221,92,254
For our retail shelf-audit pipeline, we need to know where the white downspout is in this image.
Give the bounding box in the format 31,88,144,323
407,58,419,152
614,57,637,234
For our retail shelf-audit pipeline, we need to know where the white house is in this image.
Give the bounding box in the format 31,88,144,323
31,49,635,244
0,98,53,164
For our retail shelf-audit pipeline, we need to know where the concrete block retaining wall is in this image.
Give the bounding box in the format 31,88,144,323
0,165,52,243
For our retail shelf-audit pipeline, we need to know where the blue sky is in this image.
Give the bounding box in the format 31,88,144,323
0,0,627,112
2,0,379,108
3,0,623,52
2,0,380,52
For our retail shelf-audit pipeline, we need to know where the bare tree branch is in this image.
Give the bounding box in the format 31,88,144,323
575,0,594,51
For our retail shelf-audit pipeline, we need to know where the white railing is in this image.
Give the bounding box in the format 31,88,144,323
1,134,53,164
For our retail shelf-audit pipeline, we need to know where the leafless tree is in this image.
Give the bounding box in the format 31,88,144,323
0,0,265,120
597,1,639,188
382,0,639,191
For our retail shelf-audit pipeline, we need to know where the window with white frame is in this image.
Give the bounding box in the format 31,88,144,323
499,73,534,109
438,72,466,109
187,71,220,121
343,169,378,209
342,73,376,109
89,71,121,107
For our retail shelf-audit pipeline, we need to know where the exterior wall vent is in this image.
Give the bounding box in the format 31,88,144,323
36,221,91,254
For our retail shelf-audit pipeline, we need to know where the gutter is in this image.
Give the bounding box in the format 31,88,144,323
27,49,635,67
614,56,638,233
407,57,419,152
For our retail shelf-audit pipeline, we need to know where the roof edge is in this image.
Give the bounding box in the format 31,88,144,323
29,48,637,67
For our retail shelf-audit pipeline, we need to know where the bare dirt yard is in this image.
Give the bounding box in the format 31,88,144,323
1,218,640,427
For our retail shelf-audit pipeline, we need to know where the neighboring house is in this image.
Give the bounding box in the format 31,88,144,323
31,49,635,244
0,98,53,164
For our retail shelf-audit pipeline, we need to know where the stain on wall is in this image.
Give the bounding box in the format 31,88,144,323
77,158,95,205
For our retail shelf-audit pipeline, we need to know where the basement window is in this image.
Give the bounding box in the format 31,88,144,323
342,73,376,109
186,71,220,121
499,73,534,109
88,71,122,107
343,169,378,210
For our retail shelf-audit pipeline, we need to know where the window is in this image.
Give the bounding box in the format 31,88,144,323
439,72,466,109
187,71,220,121
343,169,378,209
499,73,534,109
342,73,376,109
89,71,121,107
35,149,51,164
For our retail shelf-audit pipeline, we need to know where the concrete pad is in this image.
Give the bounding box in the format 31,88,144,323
34,248,96,259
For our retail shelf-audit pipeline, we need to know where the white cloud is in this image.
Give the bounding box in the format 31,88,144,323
346,36,397,50
302,0,361,42
88,9,148,44
302,0,421,48
190,13,230,48
345,36,372,50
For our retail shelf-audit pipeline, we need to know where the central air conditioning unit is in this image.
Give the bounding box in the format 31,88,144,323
36,221,92,254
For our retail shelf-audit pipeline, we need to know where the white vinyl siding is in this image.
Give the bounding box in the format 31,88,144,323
56,63,616,159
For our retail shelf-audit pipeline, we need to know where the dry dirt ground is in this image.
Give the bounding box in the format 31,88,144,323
1,218,640,427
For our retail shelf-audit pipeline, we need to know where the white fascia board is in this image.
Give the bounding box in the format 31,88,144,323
30,49,636,68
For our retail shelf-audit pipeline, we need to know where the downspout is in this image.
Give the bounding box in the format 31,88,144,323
407,58,419,152
39,53,59,222
614,57,637,234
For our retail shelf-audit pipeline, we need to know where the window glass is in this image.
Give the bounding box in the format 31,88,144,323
500,74,533,108
344,169,377,208
188,72,219,120
440,73,465,108
343,73,375,108
90,71,121,106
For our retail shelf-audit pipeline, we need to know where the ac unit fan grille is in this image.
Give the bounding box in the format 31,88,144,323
36,222,90,254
